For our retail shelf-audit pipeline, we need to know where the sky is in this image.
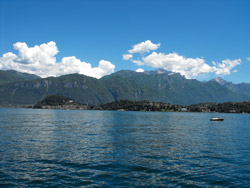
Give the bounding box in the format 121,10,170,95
0,0,250,83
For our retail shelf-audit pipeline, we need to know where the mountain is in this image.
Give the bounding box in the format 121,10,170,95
102,70,249,105
212,77,250,97
0,70,249,106
143,68,173,75
211,77,228,85
0,70,40,85
0,73,114,106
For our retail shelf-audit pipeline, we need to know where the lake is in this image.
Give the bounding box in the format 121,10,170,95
0,108,250,187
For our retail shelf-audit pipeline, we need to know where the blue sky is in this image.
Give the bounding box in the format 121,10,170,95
0,0,250,83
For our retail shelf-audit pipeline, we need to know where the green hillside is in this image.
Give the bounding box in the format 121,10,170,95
0,73,114,105
101,70,248,105
212,77,250,98
0,70,40,85
224,82,250,97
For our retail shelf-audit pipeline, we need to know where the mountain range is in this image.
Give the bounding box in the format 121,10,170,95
0,69,250,106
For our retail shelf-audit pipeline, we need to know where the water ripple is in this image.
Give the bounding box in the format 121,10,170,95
0,109,250,187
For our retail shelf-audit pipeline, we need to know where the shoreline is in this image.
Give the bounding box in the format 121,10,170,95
0,105,249,114
2,95,250,114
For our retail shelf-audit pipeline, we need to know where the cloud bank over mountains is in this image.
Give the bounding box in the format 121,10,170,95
0,41,115,78
0,40,242,79
123,40,241,79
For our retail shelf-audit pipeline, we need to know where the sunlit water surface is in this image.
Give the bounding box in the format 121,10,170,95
0,108,250,187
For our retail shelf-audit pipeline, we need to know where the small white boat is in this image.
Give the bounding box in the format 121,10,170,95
210,117,224,121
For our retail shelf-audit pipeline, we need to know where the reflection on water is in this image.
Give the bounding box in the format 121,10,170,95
0,108,250,187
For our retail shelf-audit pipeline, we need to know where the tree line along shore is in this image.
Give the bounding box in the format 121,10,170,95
30,95,250,114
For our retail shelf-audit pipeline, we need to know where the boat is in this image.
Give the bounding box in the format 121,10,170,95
210,117,224,121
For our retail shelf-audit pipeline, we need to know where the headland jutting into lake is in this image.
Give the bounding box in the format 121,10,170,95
32,95,250,114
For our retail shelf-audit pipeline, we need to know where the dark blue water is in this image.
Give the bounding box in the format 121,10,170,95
0,108,250,187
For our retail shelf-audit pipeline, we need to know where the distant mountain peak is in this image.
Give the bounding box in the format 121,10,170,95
143,69,174,75
211,77,228,85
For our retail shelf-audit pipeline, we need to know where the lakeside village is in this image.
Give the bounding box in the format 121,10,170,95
25,95,250,114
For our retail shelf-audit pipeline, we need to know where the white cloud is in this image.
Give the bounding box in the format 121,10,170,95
247,57,250,61
132,60,143,66
92,60,116,79
58,57,115,79
0,41,115,78
214,59,241,75
124,40,242,78
143,52,214,78
128,40,160,54
0,52,18,70
143,52,241,78
122,54,133,60
13,41,58,65
136,68,144,72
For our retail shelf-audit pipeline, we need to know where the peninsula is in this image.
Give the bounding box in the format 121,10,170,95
33,95,250,114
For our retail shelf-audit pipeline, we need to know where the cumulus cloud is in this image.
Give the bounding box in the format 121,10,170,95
58,57,115,79
122,54,133,60
14,41,58,65
123,40,242,78
136,68,144,72
142,52,241,78
143,52,214,78
0,41,115,78
213,59,241,75
247,57,250,61
128,40,160,54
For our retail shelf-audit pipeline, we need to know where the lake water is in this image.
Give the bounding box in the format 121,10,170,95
0,108,250,187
